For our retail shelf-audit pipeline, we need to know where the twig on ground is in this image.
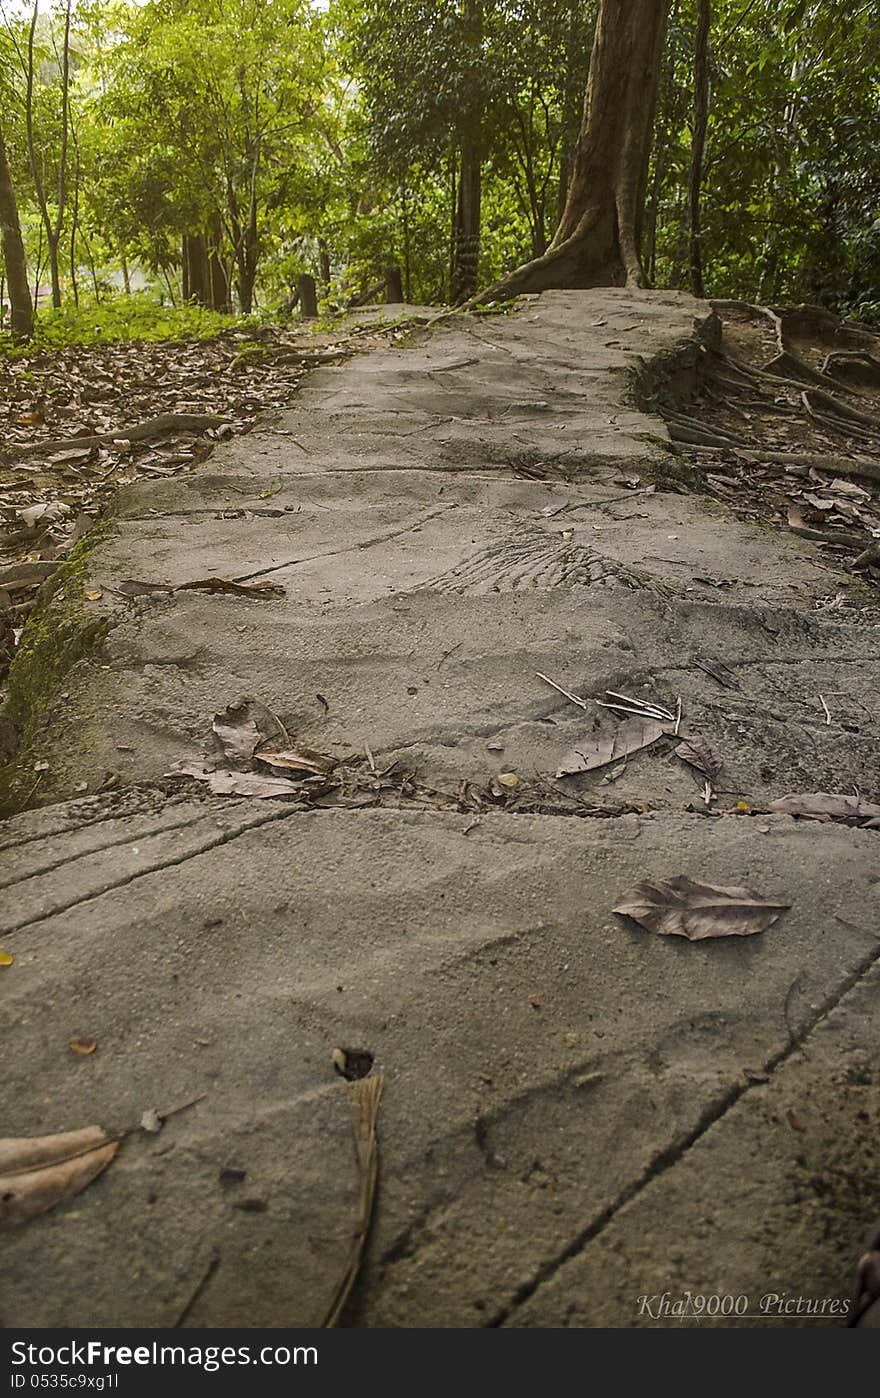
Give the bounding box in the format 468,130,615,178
536,671,590,711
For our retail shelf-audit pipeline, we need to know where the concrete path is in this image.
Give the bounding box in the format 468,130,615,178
2,290,878,1328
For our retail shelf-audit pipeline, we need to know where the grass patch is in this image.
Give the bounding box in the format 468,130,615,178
0,292,254,353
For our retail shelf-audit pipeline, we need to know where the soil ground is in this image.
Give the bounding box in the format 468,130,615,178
1,290,879,1328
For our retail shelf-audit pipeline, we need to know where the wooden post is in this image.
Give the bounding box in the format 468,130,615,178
298,273,318,318
385,264,404,304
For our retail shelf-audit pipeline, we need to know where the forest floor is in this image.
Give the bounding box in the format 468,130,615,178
1,290,879,1328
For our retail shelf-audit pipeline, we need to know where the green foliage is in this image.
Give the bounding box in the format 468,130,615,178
0,292,238,351
0,0,878,323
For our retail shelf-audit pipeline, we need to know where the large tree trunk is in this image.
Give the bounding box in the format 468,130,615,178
0,125,34,342
474,0,671,302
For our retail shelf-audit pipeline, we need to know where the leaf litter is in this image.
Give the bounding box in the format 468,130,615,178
0,319,409,693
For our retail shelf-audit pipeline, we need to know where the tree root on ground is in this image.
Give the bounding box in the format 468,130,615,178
3,413,228,461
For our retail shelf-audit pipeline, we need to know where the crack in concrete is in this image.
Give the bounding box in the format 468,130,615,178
232,503,460,582
4,803,305,935
0,810,209,891
487,931,880,1327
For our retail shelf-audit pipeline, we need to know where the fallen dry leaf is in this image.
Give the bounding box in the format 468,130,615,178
211,699,280,764
0,951,13,967
0,1126,118,1226
117,577,283,600
69,1036,97,1056
256,745,336,776
556,716,668,778
614,875,790,940
769,792,880,827
117,578,175,597
166,759,307,799
176,577,284,598
674,736,724,782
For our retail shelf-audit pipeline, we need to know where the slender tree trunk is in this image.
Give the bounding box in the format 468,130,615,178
0,124,34,341
685,0,711,298
474,0,671,302
26,0,72,310
401,187,412,301
161,264,178,307
318,236,331,294
120,247,131,294
46,234,62,309
449,0,483,303
82,229,101,303
207,225,230,312
450,131,481,302
183,233,208,305
33,221,43,311
68,144,80,309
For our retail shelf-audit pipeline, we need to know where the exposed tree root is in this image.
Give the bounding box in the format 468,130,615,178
852,540,880,569
660,302,880,581
4,413,227,460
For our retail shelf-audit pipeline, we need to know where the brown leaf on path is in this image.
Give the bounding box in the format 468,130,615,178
0,1126,119,1226
614,875,790,941
116,577,283,600
769,792,880,826
556,716,668,778
69,1036,97,1055
211,698,282,764
176,577,284,598
165,760,306,799
674,736,724,782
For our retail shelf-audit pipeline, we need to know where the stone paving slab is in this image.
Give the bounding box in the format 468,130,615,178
1,288,878,1328
2,800,878,1326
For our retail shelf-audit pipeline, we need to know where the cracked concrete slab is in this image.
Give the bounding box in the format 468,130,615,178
2,288,879,1328
1,801,878,1326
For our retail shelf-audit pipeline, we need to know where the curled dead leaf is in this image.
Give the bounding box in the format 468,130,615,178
0,1127,118,1226
211,698,280,764
614,875,790,941
176,577,284,598
674,736,723,782
117,577,283,601
117,578,174,598
256,745,336,777
68,1036,97,1056
166,760,308,799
